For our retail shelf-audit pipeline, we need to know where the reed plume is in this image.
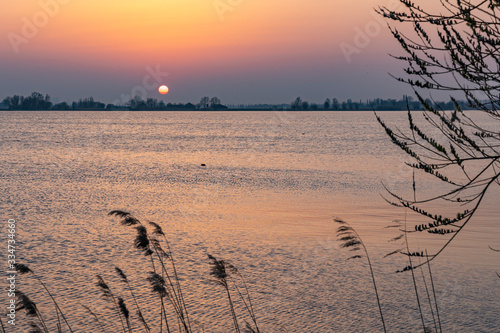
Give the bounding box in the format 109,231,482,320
208,254,241,333
147,272,168,298
115,267,151,332
108,211,153,256
108,210,132,218
16,291,49,333
147,272,171,333
95,275,127,333
16,291,39,317
118,297,132,333
16,211,269,333
334,218,387,333
150,220,192,332
118,297,129,320
14,264,73,332
109,211,192,332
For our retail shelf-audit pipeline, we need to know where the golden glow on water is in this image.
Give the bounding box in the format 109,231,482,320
1,111,498,332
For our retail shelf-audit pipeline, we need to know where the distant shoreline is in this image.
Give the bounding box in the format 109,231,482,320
0,109,468,112
1,92,475,112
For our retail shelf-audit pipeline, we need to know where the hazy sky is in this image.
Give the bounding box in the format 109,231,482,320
1,0,417,104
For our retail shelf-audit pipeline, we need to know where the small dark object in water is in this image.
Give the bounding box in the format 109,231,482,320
201,164,206,167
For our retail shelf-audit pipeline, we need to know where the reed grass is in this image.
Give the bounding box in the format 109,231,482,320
333,218,387,333
81,304,107,333
334,215,452,333
115,267,151,332
14,211,262,333
15,264,73,333
207,254,241,333
14,210,457,332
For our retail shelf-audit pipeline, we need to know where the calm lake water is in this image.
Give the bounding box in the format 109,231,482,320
1,111,498,332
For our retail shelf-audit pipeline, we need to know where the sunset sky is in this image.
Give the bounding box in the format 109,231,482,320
1,0,415,104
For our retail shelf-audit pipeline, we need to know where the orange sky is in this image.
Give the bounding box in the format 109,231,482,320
0,0,414,103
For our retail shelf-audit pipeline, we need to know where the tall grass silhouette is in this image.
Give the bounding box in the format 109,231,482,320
13,211,463,332
335,216,447,333
13,211,261,332
15,263,73,333
333,218,387,333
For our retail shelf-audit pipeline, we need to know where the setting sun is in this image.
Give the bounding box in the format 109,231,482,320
159,85,169,95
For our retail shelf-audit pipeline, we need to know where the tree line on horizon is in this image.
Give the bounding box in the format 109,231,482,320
291,96,472,111
0,92,473,111
0,93,228,111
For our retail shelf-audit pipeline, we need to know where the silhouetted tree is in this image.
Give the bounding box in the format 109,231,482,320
291,97,302,110
75,97,105,109
199,96,210,109
4,92,52,110
332,98,340,110
324,98,331,110
3,95,20,109
127,96,147,110
146,98,158,110
210,97,221,110
379,0,500,113
0,92,473,112
3,97,11,109
377,0,500,268
347,99,353,110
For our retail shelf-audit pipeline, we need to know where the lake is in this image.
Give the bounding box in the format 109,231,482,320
0,111,498,332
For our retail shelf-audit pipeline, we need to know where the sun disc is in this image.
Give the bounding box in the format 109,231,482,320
159,85,169,95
